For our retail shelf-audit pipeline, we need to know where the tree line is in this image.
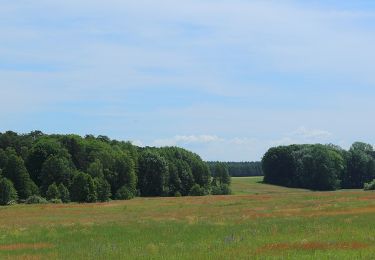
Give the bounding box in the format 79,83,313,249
0,131,231,205
207,161,263,177
262,142,375,190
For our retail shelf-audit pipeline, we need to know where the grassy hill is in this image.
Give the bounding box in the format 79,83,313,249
0,177,375,259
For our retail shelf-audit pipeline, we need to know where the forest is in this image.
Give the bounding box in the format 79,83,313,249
262,142,375,190
207,161,263,177
0,131,231,206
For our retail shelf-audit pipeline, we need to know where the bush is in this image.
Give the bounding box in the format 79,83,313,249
58,183,70,203
49,198,62,204
25,195,48,204
115,186,135,200
0,178,18,205
46,183,60,200
220,184,232,195
174,191,182,197
189,184,205,196
364,179,375,190
211,184,232,195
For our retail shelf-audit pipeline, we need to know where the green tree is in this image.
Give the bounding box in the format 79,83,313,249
176,160,194,196
26,138,69,186
262,145,298,187
0,178,18,205
70,172,97,202
213,162,231,185
94,178,111,202
58,183,70,203
138,150,168,196
113,155,137,196
46,183,60,200
87,159,104,179
40,155,73,194
115,185,135,200
3,150,37,199
342,145,375,188
189,184,205,196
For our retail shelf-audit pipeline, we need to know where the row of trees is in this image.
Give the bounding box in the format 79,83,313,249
262,142,375,190
208,161,263,177
0,131,231,205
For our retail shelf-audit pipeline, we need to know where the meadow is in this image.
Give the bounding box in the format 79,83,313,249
1,177,375,259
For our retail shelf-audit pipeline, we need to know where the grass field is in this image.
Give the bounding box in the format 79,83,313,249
1,177,375,259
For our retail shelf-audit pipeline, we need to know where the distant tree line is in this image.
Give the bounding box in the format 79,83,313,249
208,161,263,177
262,142,375,191
0,131,231,205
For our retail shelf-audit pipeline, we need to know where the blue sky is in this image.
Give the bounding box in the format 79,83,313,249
1,0,375,161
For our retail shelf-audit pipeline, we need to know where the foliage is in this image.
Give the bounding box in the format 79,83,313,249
364,179,375,190
58,183,70,203
95,178,112,202
0,131,227,205
212,184,232,195
50,198,63,204
40,155,73,194
342,143,375,188
138,150,169,196
189,184,205,196
3,150,38,199
0,178,18,205
46,183,60,200
208,161,263,177
115,185,135,200
70,172,97,203
262,143,375,191
25,195,48,204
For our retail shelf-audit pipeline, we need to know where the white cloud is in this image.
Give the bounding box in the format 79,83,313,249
153,135,222,146
131,140,144,147
290,126,332,139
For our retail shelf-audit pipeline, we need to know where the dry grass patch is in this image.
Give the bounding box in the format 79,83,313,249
257,241,369,254
0,243,53,251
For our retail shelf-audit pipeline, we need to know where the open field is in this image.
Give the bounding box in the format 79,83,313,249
1,177,375,259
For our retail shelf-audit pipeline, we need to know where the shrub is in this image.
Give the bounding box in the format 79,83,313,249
211,184,232,195
364,179,375,190
49,198,62,204
189,184,205,196
46,183,60,200
115,186,134,200
174,191,182,197
25,195,48,204
220,184,232,195
0,178,18,205
58,183,70,203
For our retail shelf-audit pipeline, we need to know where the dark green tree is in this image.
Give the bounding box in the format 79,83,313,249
115,185,135,200
46,183,60,200
138,150,168,196
87,159,104,179
0,178,18,205
94,178,111,202
58,183,70,203
40,155,73,194
3,150,38,199
213,162,231,185
70,172,97,202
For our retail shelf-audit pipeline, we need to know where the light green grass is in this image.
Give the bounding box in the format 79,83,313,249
1,177,375,259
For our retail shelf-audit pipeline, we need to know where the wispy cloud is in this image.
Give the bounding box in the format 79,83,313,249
153,135,222,146
290,126,332,140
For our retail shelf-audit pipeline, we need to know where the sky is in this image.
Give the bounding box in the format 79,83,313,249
1,0,375,161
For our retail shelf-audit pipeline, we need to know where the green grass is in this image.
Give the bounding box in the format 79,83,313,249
1,177,375,259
